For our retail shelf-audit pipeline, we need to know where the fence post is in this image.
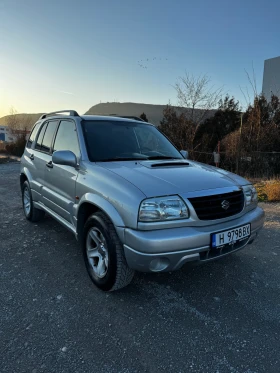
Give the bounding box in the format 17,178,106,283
236,113,243,174
213,150,220,167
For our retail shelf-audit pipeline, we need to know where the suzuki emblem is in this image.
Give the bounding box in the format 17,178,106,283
221,200,230,210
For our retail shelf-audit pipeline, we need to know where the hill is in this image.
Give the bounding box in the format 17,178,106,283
0,103,216,129
0,113,43,130
85,102,216,126
85,102,170,126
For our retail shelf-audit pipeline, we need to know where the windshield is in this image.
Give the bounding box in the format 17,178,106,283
82,120,183,162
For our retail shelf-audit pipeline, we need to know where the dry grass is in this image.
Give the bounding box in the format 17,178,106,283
253,179,280,202
264,181,280,202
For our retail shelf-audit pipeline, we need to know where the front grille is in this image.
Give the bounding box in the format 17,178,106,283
188,190,244,220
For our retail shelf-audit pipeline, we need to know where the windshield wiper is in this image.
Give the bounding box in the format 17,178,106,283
146,156,183,160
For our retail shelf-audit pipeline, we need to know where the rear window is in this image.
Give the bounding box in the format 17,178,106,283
35,122,48,151
41,121,58,153
26,122,40,148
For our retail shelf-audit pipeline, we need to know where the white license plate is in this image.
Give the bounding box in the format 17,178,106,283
211,224,251,248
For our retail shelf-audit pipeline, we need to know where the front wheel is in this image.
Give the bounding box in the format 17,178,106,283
83,212,134,291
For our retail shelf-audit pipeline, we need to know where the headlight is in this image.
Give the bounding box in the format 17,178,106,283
243,185,258,206
138,196,189,222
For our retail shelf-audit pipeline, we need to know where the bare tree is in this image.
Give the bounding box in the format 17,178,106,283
6,107,20,138
175,73,223,122
6,107,32,141
174,73,223,155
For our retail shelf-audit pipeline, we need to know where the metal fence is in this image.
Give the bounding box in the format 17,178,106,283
192,151,280,179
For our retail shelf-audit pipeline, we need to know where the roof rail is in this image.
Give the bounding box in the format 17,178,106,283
109,114,145,122
40,110,79,120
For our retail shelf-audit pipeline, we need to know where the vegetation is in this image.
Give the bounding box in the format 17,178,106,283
159,72,280,180
2,108,33,157
254,180,280,202
173,73,223,156
194,95,242,154
140,112,148,122
5,135,27,157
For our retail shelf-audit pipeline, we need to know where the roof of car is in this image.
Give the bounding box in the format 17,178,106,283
38,111,154,125
80,115,147,122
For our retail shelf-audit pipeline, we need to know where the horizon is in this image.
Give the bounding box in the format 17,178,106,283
1,0,280,118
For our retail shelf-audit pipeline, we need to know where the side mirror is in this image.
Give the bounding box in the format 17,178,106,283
180,150,188,159
52,150,77,168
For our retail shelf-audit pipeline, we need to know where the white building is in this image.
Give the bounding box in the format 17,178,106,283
0,125,14,142
262,56,280,100
0,125,26,143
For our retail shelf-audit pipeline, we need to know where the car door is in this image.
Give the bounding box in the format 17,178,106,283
42,119,80,223
27,120,58,202
22,121,42,199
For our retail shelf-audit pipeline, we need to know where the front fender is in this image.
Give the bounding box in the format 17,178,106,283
75,193,126,227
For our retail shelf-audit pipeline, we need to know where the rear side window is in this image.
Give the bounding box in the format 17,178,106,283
40,121,58,153
35,122,48,151
53,120,80,156
26,122,40,148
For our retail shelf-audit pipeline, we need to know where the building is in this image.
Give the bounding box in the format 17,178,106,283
0,125,30,143
262,56,280,100
0,125,15,143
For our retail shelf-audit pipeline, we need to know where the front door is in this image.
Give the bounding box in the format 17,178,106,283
42,119,80,224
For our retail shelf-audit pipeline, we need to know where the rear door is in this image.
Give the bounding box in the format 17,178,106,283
32,120,59,202
42,119,80,223
24,120,57,201
21,121,42,199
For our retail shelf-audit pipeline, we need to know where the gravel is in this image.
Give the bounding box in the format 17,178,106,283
1,162,280,373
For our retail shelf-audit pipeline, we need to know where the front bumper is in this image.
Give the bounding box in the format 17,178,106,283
122,207,265,272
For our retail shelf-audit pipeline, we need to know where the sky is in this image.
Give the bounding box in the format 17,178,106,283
0,0,280,118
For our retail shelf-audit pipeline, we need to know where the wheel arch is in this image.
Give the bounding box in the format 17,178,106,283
20,167,33,189
20,173,28,189
76,194,126,243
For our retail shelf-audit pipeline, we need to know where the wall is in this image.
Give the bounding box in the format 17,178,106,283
262,56,280,100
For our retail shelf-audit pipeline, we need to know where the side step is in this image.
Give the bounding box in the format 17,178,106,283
34,201,77,236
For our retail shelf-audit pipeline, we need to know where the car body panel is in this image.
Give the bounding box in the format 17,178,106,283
43,163,79,223
23,146,51,202
75,162,146,228
97,159,250,198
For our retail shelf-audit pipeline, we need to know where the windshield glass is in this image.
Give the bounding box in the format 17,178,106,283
82,120,183,162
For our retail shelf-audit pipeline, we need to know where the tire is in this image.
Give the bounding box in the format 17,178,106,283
22,180,45,222
83,212,134,291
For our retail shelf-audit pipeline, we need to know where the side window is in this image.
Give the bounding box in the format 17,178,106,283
26,122,40,148
53,120,80,156
35,122,48,151
41,120,58,153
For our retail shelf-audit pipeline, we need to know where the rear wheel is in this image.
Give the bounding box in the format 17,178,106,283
83,212,134,291
21,181,45,222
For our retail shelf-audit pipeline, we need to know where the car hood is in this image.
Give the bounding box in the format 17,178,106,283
97,160,250,198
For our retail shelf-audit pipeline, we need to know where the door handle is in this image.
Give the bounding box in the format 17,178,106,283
29,154,34,160
46,161,53,168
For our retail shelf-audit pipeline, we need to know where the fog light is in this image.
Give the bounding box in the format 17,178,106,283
149,258,170,272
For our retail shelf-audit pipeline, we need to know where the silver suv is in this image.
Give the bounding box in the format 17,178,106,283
20,110,265,291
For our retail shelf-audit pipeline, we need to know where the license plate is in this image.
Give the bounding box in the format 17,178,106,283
211,224,251,248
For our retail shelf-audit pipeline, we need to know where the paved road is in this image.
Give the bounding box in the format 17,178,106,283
1,162,280,373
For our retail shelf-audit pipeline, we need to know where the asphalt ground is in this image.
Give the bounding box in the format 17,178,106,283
1,162,280,373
